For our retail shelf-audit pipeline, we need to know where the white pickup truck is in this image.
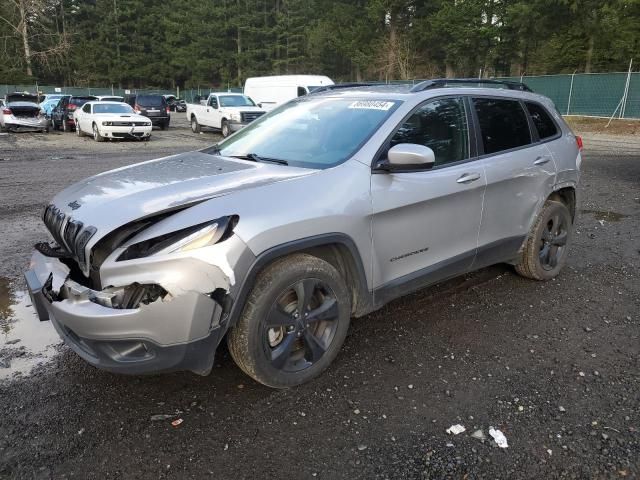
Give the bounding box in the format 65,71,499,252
186,93,266,137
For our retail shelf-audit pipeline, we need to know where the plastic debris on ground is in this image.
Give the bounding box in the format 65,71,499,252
150,414,174,421
171,418,184,427
489,427,508,448
446,424,466,435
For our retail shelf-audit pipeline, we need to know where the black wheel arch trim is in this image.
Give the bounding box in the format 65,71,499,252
226,233,373,329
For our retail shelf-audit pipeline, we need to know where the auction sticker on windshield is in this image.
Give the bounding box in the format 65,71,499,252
348,100,395,111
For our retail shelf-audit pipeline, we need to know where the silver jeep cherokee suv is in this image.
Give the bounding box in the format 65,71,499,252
25,80,582,388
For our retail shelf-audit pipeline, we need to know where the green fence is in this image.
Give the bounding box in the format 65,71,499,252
0,84,177,99
3,73,638,118
497,73,640,119
0,84,244,103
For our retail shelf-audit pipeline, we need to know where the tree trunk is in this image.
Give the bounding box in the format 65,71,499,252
585,34,594,73
387,12,397,80
19,0,32,77
113,0,122,88
445,62,455,78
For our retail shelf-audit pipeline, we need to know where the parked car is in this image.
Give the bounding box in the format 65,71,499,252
131,94,170,129
41,93,68,103
244,75,334,111
186,93,265,137
51,95,97,132
95,95,124,102
174,99,187,112
24,80,581,388
166,96,186,112
73,101,152,142
40,95,70,117
1,92,49,133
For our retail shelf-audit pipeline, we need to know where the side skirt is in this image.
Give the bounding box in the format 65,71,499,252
370,235,526,312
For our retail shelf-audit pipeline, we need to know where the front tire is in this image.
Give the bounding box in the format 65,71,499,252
221,119,230,137
228,254,351,388
76,122,82,137
92,123,104,142
515,200,572,280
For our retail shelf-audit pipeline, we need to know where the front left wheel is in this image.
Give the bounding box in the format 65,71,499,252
228,254,351,388
92,123,104,142
221,119,230,137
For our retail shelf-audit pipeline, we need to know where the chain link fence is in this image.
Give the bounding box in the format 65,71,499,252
3,72,638,119
0,84,176,99
498,72,639,119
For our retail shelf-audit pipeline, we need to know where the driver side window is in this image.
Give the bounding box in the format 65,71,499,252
209,97,218,109
390,97,469,167
82,104,91,113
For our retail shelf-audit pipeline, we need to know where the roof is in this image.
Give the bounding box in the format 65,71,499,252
308,81,550,104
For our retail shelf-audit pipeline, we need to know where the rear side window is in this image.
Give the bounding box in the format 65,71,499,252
526,102,558,140
473,98,531,154
390,97,469,166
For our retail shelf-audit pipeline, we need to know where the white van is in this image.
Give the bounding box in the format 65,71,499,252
243,75,334,111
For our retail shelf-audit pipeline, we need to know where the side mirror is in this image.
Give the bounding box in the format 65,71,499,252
384,144,435,172
257,103,262,108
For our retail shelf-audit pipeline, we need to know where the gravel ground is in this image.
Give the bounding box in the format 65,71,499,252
0,117,638,479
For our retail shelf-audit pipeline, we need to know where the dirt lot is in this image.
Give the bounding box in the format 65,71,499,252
0,115,638,479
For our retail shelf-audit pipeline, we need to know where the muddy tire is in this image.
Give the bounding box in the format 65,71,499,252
221,119,230,137
228,253,351,388
515,200,572,281
191,116,201,133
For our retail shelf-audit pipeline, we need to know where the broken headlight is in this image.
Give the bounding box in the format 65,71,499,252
117,216,237,261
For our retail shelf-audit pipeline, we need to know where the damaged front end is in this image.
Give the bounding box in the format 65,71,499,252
25,209,254,376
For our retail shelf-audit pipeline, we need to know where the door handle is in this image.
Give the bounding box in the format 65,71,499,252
534,156,551,166
456,173,481,184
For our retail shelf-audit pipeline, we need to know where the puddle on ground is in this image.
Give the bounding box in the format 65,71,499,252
0,277,61,381
581,209,629,222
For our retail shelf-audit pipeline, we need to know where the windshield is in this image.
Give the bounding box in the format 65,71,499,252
93,103,134,114
219,95,255,107
217,97,399,169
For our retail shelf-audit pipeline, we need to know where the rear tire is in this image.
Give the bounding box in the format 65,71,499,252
515,200,572,281
191,116,201,133
62,119,69,132
228,254,351,388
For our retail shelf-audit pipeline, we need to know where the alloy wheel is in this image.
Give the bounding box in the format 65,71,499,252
263,279,340,372
539,214,568,270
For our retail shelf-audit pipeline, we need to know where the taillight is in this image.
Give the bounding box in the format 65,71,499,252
166,106,170,113
2,108,11,115
576,135,583,151
68,104,77,111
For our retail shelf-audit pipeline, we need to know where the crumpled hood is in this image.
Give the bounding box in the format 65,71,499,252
49,150,314,240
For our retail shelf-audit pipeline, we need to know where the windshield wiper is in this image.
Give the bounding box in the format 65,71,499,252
229,153,288,165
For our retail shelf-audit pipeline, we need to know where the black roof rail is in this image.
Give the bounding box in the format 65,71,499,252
310,82,378,94
410,78,532,93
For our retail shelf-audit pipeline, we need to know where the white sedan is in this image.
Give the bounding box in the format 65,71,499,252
74,101,152,142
